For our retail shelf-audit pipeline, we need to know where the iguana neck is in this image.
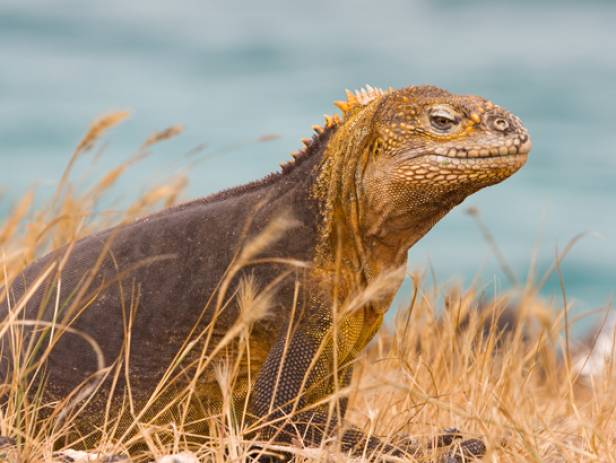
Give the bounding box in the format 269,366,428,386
309,107,465,308
310,104,408,307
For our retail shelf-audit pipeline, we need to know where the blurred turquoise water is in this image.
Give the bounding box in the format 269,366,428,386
0,0,614,332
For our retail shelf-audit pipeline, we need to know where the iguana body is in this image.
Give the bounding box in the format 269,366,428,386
1,85,531,457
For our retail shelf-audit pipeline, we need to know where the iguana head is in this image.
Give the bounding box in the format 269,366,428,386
312,84,531,281
361,85,530,231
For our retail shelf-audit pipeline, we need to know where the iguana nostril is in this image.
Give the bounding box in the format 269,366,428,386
493,117,509,132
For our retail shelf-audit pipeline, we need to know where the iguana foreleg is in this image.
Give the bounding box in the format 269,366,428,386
248,301,486,461
248,302,416,458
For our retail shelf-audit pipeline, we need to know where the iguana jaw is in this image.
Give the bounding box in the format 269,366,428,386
361,143,531,260
388,133,530,204
393,139,530,190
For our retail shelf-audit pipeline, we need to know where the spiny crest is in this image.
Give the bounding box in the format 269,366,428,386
334,84,391,116
280,85,391,174
279,121,337,174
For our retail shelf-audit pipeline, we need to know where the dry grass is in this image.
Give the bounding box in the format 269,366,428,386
0,116,614,462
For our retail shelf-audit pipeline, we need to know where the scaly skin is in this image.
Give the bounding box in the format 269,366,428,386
0,84,530,459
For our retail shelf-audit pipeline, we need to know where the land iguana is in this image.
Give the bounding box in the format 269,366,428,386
0,84,531,460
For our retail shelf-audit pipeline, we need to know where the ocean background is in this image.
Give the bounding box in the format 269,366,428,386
0,0,614,334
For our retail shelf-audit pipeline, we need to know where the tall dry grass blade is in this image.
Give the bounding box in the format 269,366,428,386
466,206,517,286
141,125,184,149
53,111,130,206
0,191,34,247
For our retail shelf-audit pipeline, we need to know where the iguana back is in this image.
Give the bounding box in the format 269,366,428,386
2,141,323,423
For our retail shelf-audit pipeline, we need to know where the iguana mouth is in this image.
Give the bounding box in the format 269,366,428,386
431,135,532,160
402,136,531,164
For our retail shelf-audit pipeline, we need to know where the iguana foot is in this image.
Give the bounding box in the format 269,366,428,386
439,437,487,462
429,426,464,448
254,419,484,462
388,426,485,462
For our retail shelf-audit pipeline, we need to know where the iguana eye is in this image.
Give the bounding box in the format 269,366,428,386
429,106,459,133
